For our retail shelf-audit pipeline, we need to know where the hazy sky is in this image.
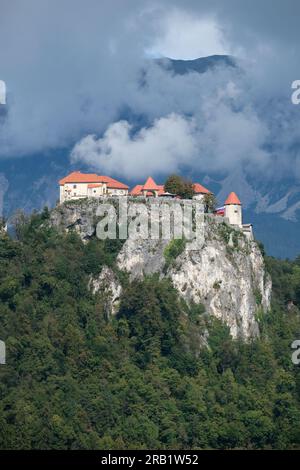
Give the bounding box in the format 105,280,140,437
1,0,300,181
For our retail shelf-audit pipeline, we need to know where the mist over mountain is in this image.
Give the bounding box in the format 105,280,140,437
156,54,236,75
0,54,300,259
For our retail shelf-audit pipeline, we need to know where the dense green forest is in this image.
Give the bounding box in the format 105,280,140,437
0,209,300,449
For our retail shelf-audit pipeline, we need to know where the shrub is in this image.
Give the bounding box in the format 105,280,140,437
163,238,186,268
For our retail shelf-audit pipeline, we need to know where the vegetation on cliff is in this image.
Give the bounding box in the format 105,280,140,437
0,209,299,449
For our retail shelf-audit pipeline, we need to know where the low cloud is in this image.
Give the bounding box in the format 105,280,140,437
71,113,197,179
1,0,300,184
71,86,271,180
149,10,230,59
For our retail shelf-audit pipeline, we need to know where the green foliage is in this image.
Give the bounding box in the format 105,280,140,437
118,277,190,369
0,213,300,449
164,174,194,199
218,223,243,252
213,280,222,290
218,222,233,244
163,238,186,269
203,193,217,213
265,255,300,306
254,289,263,306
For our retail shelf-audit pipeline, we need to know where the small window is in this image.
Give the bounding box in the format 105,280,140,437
73,184,77,189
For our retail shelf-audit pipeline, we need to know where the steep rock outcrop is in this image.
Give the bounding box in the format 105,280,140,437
50,199,99,240
117,217,271,339
167,237,271,339
50,200,272,339
89,266,122,318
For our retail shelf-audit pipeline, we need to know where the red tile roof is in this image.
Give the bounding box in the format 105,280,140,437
130,184,143,196
59,172,128,189
157,185,165,195
224,192,241,205
193,183,211,195
142,176,160,191
102,176,129,189
88,183,102,188
130,177,213,197
130,183,165,196
59,172,99,185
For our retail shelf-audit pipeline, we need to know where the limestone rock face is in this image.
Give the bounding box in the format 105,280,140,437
51,201,272,339
117,218,272,340
168,239,271,340
117,238,169,279
89,266,122,318
50,199,99,241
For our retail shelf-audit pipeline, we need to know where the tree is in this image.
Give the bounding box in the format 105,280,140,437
164,174,194,199
203,193,217,213
0,208,300,450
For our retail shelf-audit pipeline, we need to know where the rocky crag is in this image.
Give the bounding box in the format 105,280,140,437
50,198,272,339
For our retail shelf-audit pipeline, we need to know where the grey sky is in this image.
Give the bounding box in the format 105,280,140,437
0,0,300,181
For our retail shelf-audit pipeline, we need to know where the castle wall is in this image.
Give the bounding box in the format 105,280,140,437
87,185,105,198
60,182,90,202
107,188,128,196
60,183,128,203
193,194,205,202
59,185,65,203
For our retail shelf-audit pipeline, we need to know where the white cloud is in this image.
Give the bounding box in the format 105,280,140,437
1,0,300,184
71,113,197,179
71,85,271,180
197,102,271,173
149,10,230,59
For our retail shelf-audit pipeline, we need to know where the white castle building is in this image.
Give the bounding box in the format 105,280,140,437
59,171,129,203
59,172,253,238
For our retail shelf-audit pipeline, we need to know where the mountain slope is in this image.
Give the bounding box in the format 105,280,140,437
156,54,236,75
0,210,299,449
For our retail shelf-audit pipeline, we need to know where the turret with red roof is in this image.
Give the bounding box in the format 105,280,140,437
225,192,241,206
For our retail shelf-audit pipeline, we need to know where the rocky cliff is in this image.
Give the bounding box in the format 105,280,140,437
50,199,272,340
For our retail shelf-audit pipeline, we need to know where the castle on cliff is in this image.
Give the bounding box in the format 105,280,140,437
59,172,253,239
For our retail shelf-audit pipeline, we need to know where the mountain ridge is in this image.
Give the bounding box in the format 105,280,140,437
0,54,299,258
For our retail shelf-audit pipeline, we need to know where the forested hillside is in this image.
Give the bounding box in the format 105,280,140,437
0,210,300,449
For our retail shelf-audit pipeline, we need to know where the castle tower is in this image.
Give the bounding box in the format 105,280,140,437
224,192,242,226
